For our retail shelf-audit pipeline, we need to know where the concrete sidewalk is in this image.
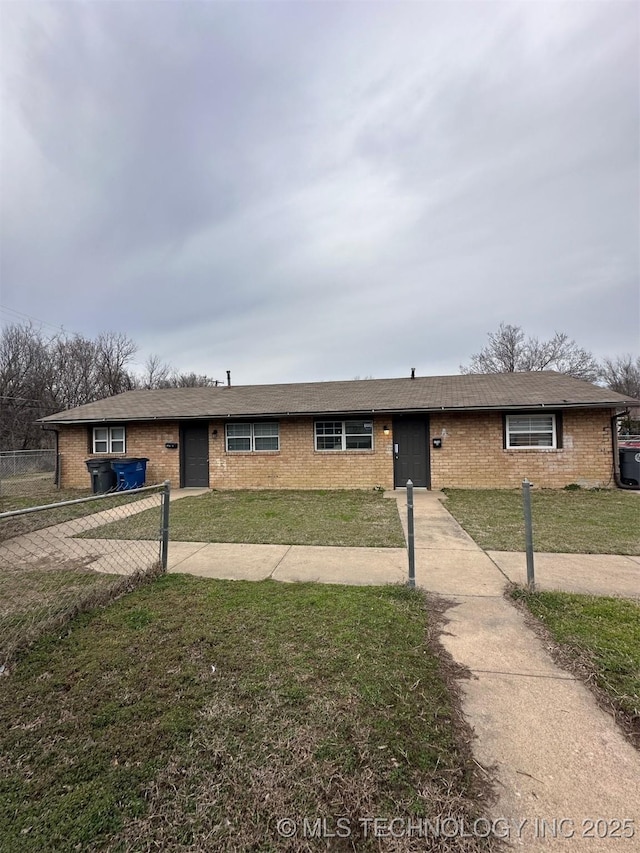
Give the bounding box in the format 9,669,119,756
396,490,640,851
167,541,406,585
488,551,640,600
391,489,639,600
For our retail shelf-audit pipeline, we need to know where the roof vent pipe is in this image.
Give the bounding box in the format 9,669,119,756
226,370,231,387
411,368,415,380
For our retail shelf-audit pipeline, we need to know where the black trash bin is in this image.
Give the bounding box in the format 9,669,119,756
619,447,640,488
85,458,117,494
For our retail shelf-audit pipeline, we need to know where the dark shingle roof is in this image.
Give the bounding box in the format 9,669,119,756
39,372,636,425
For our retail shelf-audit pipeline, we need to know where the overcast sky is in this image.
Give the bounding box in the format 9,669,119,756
1,1,638,385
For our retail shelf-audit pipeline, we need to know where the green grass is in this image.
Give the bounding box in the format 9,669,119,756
442,488,640,554
0,576,494,852
0,490,151,542
511,588,640,746
0,563,153,667
81,489,407,548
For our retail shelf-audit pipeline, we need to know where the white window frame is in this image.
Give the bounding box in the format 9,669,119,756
92,426,126,454
314,420,374,451
225,422,279,452
505,414,557,450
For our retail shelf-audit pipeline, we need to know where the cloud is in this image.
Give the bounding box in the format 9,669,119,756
1,1,637,383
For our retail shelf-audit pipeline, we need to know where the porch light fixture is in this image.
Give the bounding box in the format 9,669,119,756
383,425,390,435
212,429,218,437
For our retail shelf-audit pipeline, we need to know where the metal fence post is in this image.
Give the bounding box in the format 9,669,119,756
522,478,535,590
406,479,416,588
160,480,171,571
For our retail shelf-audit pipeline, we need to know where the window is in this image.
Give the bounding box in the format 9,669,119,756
93,426,125,454
315,420,373,451
506,414,556,449
226,422,279,452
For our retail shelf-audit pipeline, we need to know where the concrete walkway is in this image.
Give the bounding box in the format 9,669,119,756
396,490,640,851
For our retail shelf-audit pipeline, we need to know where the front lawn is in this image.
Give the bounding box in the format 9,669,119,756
0,490,149,542
511,588,640,747
0,576,495,852
81,489,407,548
442,489,640,554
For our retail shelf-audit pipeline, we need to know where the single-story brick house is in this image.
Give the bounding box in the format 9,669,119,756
39,371,638,491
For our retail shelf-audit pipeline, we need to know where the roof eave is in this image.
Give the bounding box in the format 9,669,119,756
37,399,633,425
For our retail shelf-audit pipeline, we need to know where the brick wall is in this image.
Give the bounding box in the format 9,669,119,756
57,418,394,490
209,417,394,489
57,408,616,491
58,421,181,489
429,409,615,489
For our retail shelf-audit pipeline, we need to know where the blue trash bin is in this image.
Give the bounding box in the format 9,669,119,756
111,458,149,490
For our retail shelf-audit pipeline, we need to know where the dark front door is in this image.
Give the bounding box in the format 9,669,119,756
393,418,430,488
181,424,209,487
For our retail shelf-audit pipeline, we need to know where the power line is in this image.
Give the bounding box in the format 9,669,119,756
0,395,48,404
0,304,82,337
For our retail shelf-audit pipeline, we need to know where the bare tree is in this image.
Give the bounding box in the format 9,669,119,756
0,324,55,448
600,354,640,398
168,371,221,388
461,324,525,373
600,354,640,433
1,322,221,448
1,324,138,449
95,332,138,397
460,323,600,381
135,356,220,389
50,335,102,409
138,354,172,390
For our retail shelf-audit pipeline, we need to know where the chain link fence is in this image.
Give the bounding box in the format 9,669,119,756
0,449,58,497
618,434,640,447
0,482,170,673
